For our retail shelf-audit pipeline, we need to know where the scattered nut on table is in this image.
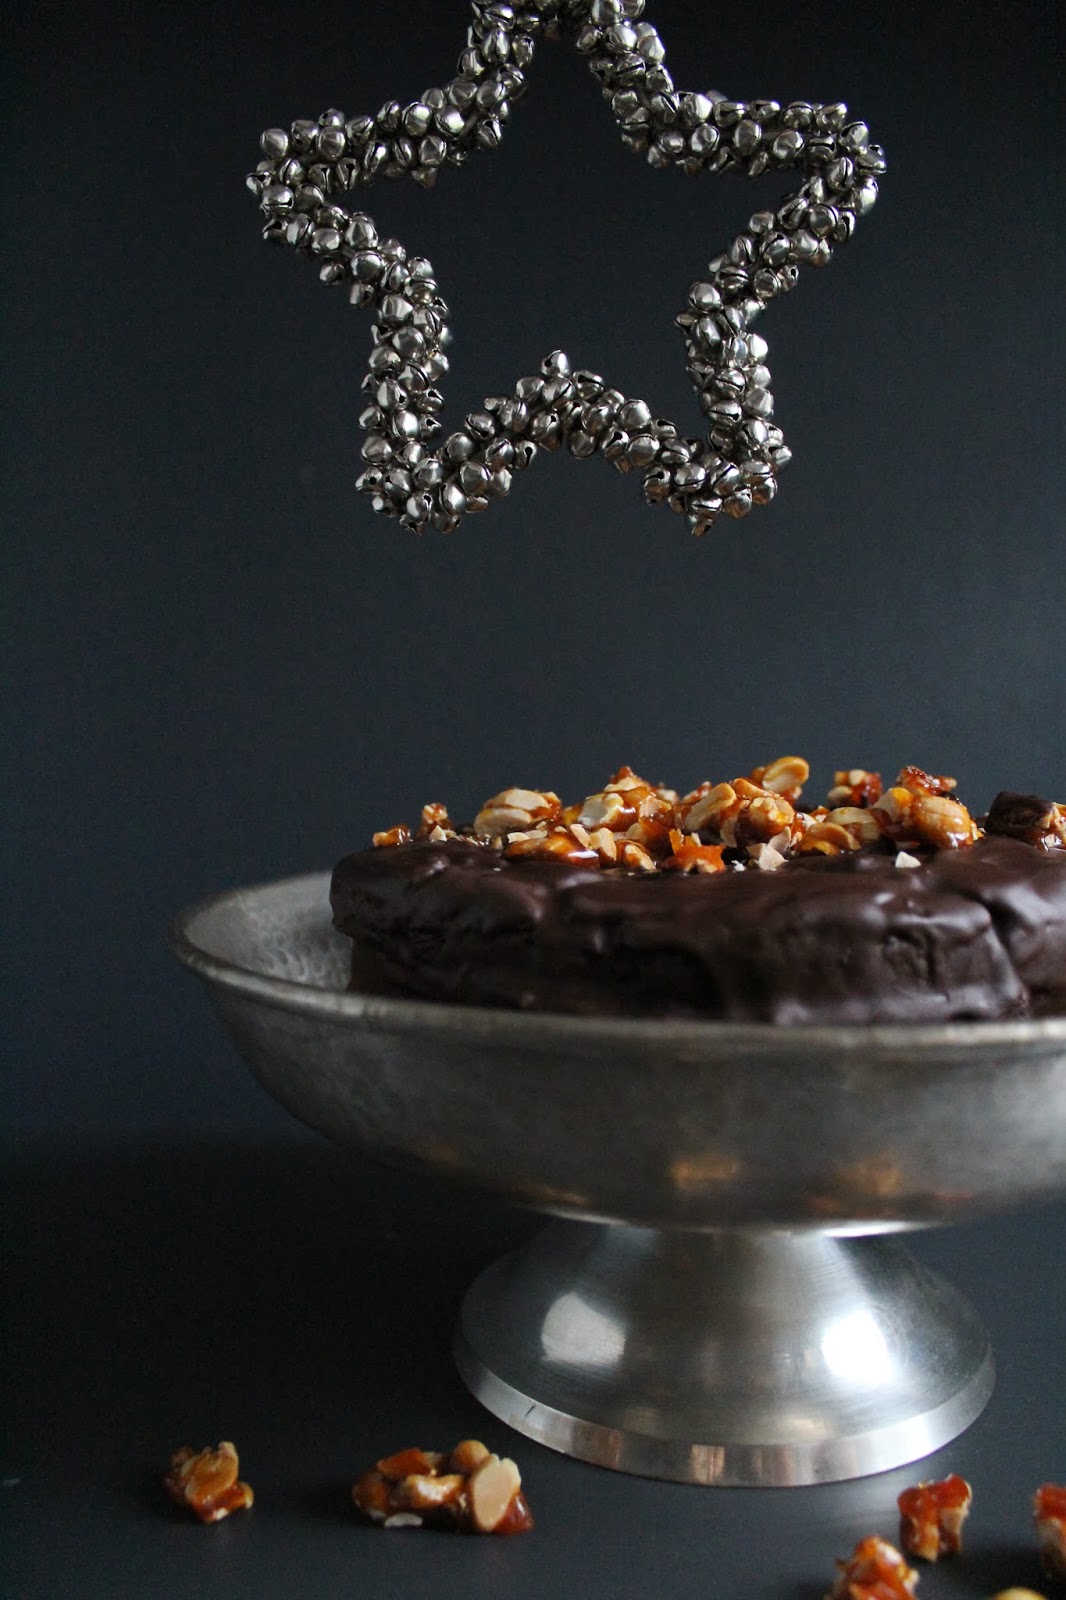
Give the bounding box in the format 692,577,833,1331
1034,1483,1066,1579
163,1441,254,1523
352,1439,533,1534
897,1472,972,1560
825,1534,918,1600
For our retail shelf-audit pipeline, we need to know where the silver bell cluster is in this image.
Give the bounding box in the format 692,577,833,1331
246,0,885,535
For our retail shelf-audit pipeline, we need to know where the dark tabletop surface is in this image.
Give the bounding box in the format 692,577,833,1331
2,1132,1063,1600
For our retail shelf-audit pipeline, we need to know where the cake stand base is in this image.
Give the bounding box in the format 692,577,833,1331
453,1220,994,1486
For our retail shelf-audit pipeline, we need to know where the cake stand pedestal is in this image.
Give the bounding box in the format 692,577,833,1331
454,1220,993,1486
169,870,1066,1488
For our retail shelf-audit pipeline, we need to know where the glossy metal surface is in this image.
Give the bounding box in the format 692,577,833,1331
454,1224,994,1486
170,871,1066,1482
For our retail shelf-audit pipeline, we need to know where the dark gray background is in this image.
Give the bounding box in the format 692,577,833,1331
4,0,1064,1135
3,7,1064,1598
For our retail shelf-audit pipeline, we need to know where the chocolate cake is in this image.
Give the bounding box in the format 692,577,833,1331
330,765,1066,1025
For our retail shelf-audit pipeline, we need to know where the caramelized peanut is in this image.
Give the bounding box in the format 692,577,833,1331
677,781,740,838
795,821,862,856
377,1447,442,1480
163,1441,254,1524
449,1439,491,1474
754,754,810,802
503,827,598,865
474,787,561,837
827,768,884,808
370,762,1056,874
910,794,979,850
352,1439,533,1537
468,1454,523,1534
736,792,796,846
663,837,727,873
897,1473,972,1561
871,786,916,838
394,1472,466,1512
824,805,882,845
827,1535,918,1600
417,802,453,838
617,838,656,872
1035,1484,1066,1580
896,764,958,798
373,824,412,848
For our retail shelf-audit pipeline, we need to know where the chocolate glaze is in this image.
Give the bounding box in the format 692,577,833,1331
330,835,1066,1023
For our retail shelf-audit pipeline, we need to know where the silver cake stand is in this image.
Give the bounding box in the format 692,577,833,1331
170,870,1066,1487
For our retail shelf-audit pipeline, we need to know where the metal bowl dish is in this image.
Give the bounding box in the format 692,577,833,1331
171,870,1066,1486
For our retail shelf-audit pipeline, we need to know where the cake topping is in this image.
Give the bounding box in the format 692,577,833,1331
827,768,884,808
368,758,1023,873
986,794,1066,853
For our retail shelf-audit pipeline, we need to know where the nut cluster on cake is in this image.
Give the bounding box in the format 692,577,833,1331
371,759,1066,873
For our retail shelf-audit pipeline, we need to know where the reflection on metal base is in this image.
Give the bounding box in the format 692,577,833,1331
454,1221,994,1486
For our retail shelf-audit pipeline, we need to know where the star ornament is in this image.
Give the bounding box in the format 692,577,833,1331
246,0,885,536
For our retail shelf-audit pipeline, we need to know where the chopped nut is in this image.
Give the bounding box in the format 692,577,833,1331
417,802,453,838
827,768,884,808
737,792,796,846
751,841,786,871
677,781,740,838
825,806,882,846
795,820,862,856
468,1454,524,1534
352,1469,393,1522
373,824,412,848
587,826,619,863
871,786,916,837
574,770,673,835
754,754,810,801
826,1535,918,1600
369,761,1054,875
376,1447,443,1480
577,789,628,830
474,787,561,837
896,764,958,798
1035,1484,1066,1580
353,1440,532,1536
605,764,650,793
910,794,979,850
393,1472,466,1512
732,777,765,802
491,1490,537,1536
503,826,598,865
618,838,657,872
663,836,727,873
448,1439,491,1474
163,1442,254,1524
680,775,796,851
624,817,675,857
898,1473,972,1560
